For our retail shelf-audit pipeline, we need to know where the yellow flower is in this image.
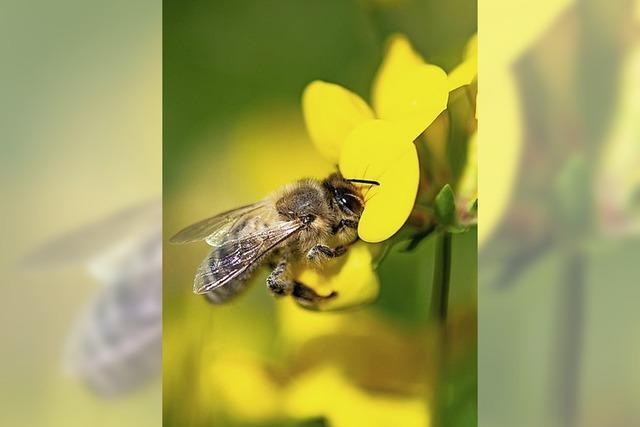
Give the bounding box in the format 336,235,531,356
372,35,449,140
302,81,374,161
448,34,478,91
303,34,449,242
339,120,421,242
284,366,429,427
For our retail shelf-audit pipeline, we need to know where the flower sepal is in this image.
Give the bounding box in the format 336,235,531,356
434,184,474,234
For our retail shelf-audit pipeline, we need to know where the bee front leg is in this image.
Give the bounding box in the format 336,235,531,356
306,244,348,262
331,219,358,235
266,257,293,296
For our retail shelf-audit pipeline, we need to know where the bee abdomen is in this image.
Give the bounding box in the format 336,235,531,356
199,240,265,304
201,260,265,302
202,276,251,304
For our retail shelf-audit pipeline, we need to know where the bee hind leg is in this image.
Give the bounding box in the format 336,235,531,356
266,258,293,296
292,281,337,310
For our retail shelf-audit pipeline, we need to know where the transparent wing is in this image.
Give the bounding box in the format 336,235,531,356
169,202,264,244
194,220,303,294
21,200,160,271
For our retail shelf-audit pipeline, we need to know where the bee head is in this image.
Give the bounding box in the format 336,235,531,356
322,173,372,218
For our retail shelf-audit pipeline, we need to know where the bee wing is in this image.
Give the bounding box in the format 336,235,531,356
194,220,303,294
169,202,265,244
20,200,161,271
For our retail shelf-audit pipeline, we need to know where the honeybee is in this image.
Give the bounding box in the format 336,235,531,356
170,173,378,308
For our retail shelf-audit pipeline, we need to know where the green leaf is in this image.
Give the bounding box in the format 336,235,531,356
435,184,456,226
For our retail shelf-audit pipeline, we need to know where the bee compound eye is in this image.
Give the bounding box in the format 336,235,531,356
301,214,315,225
337,193,362,215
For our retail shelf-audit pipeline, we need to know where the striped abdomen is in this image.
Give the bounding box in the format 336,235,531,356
198,216,275,304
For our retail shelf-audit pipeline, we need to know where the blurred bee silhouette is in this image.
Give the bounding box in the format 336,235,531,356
23,201,161,396
171,173,378,309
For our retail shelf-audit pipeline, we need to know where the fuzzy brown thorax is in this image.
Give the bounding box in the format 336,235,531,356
272,173,363,255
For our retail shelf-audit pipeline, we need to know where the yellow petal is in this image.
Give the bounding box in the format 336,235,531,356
372,34,449,140
339,120,419,242
294,242,379,311
448,34,478,91
302,80,375,162
478,70,521,245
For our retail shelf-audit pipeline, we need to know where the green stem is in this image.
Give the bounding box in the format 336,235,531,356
428,232,453,427
430,232,452,323
553,248,585,427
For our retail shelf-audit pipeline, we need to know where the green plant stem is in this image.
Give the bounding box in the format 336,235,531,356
430,232,452,323
428,232,453,427
553,247,585,427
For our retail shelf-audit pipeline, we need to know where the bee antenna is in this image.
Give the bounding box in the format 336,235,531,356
347,178,380,186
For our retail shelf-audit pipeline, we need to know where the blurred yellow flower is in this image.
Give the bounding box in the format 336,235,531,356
276,298,347,348
478,65,521,246
285,366,428,427
207,352,282,421
303,34,448,242
448,34,478,91
479,0,571,245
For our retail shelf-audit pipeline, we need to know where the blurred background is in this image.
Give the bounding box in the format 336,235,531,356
1,0,161,426
164,1,476,427
479,0,640,426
